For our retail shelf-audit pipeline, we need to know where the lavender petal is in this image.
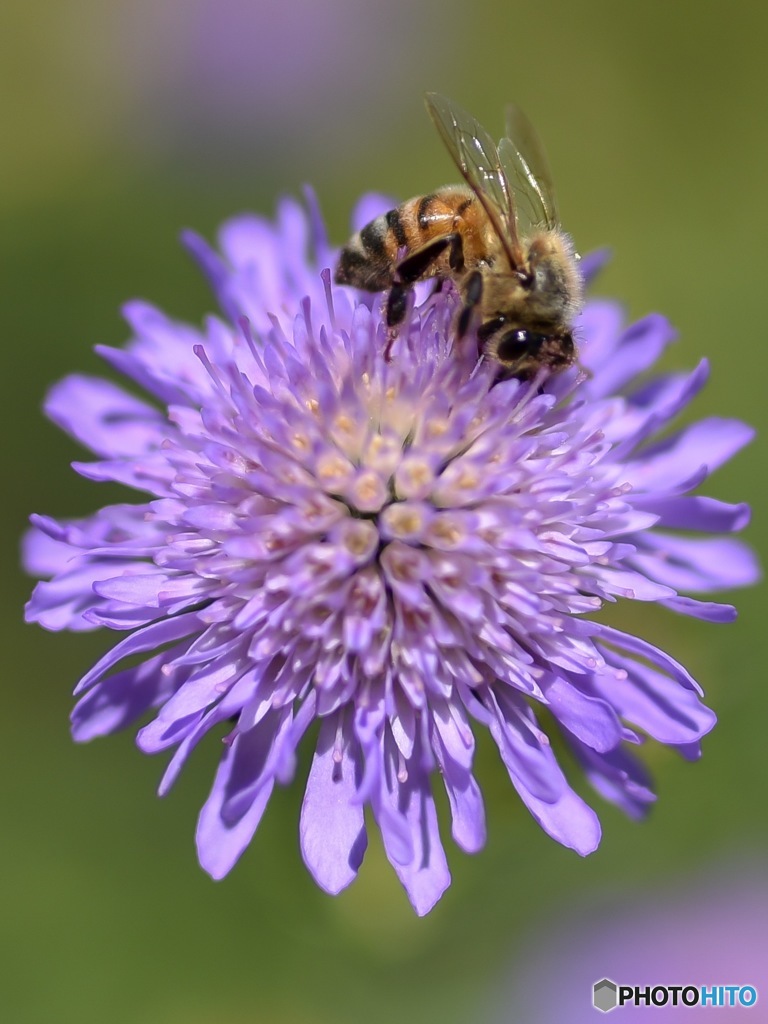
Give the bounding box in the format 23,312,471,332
300,714,367,894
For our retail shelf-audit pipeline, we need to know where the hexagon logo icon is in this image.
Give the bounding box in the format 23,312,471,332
593,979,618,1012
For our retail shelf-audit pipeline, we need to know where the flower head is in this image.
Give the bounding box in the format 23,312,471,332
24,192,758,914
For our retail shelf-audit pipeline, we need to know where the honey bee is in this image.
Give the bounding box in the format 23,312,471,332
335,92,582,379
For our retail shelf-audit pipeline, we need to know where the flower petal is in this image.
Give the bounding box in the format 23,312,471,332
45,375,166,457
73,612,201,695
632,534,761,593
440,757,486,855
593,659,716,745
221,707,294,825
380,738,451,916
661,596,737,622
196,737,275,880
71,646,183,741
513,760,602,856
542,675,623,752
626,418,754,492
156,672,262,795
576,299,625,370
22,522,76,576
633,495,750,533
573,741,656,819
486,689,565,803
591,623,702,694
300,714,367,895
586,314,676,400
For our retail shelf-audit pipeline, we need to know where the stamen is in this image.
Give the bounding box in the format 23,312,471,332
301,296,315,346
321,268,336,330
193,344,234,407
237,316,267,375
333,717,344,764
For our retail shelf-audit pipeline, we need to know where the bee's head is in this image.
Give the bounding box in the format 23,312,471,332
519,230,583,322
489,328,576,380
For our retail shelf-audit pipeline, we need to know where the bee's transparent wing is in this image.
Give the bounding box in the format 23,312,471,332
425,92,522,267
499,104,560,233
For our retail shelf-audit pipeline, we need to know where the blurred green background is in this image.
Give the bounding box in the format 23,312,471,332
3,1,766,1021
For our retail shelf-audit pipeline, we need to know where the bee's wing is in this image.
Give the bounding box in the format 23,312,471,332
425,92,522,268
499,104,560,232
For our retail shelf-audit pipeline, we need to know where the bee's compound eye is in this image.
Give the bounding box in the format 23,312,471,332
477,315,506,343
495,329,530,364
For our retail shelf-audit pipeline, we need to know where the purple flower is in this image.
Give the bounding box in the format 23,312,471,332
24,192,758,915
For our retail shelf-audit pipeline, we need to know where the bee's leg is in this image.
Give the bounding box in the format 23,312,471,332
456,269,483,339
447,232,465,273
386,283,410,329
387,231,464,329
384,278,415,359
429,235,466,297
396,232,461,284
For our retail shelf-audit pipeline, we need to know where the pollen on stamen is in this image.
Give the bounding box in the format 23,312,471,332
395,455,435,499
380,503,427,540
291,432,311,452
364,434,401,476
425,418,449,440
340,520,378,559
346,470,388,512
317,452,354,487
390,552,424,586
428,516,464,547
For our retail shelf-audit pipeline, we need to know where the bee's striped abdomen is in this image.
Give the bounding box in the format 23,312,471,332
335,210,403,290
334,186,478,292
